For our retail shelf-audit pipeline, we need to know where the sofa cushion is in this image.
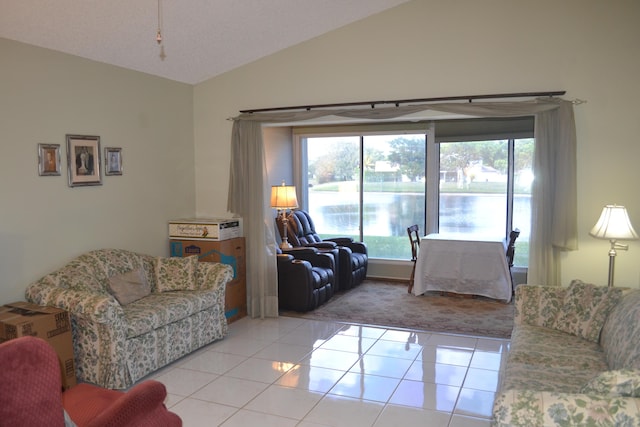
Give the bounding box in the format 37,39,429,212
122,290,218,338
156,256,198,292
551,280,625,342
107,268,150,305
601,289,640,370
581,369,640,397
505,324,608,392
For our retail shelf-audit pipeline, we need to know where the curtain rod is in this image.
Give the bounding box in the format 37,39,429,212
239,91,566,114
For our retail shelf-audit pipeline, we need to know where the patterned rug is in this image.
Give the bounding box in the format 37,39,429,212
281,280,515,339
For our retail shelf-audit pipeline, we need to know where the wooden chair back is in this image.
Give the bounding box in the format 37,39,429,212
506,228,520,269
407,224,420,293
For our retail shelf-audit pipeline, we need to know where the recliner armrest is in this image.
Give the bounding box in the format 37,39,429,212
283,247,335,270
324,238,367,255
306,241,338,249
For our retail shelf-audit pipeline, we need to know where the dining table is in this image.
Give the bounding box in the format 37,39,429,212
411,232,512,302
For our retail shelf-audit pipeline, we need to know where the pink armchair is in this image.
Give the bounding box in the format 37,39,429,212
0,336,181,427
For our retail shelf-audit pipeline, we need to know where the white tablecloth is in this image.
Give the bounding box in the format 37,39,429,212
412,233,512,302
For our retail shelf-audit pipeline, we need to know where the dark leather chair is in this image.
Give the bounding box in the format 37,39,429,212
276,247,336,312
277,210,368,290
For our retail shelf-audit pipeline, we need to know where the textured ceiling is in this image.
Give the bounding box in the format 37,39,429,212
0,0,410,84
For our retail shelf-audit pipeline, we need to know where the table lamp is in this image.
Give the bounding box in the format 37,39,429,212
271,182,299,249
589,204,638,287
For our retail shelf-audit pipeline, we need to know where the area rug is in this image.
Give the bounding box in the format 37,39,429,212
281,280,515,339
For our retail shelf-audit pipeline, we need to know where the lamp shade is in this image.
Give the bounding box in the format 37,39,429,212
271,185,299,210
589,205,639,240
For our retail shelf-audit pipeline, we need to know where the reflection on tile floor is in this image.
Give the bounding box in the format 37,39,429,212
147,316,509,426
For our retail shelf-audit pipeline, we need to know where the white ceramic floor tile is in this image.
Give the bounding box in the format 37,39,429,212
337,324,387,339
191,375,269,407
153,367,217,396
224,357,291,383
210,337,271,357
285,319,344,339
245,384,324,419
373,403,451,427
170,397,237,427
389,379,460,412
469,351,504,371
329,372,401,402
299,348,361,371
178,348,247,375
320,334,377,354
379,329,430,344
252,341,313,363
419,345,474,367
220,408,298,427
276,328,330,347
427,334,478,350
348,353,413,379
449,414,493,427
276,364,347,393
404,360,468,386
304,394,385,427
462,368,500,392
366,339,422,360
474,338,509,353
454,388,496,418
146,316,507,427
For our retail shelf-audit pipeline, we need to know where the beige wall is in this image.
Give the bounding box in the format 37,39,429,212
194,0,640,288
1,0,638,304
0,39,195,303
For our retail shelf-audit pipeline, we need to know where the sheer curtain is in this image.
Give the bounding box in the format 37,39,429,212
228,99,577,318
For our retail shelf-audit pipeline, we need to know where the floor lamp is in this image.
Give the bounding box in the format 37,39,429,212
589,204,638,287
271,183,299,249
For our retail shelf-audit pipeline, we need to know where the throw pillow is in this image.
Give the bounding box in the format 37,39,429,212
155,255,198,292
581,369,640,397
552,279,625,342
107,268,150,305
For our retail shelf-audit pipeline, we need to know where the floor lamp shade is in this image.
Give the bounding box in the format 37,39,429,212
589,204,638,287
271,184,298,249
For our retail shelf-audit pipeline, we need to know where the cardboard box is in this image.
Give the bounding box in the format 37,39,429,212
0,301,77,390
170,237,247,323
169,218,242,241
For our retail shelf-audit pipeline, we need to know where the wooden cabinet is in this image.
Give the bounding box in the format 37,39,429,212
170,237,247,323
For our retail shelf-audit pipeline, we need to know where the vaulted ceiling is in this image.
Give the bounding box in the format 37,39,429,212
0,0,410,84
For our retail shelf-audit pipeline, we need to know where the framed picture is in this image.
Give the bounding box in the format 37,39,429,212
38,143,61,176
66,134,102,187
105,147,123,175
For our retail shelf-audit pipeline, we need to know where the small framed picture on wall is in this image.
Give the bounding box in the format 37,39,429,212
105,147,123,176
66,134,102,187
38,143,61,176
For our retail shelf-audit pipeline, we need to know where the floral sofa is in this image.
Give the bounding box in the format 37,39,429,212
25,248,233,390
493,280,640,426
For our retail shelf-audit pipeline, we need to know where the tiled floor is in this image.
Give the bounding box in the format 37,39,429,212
148,316,509,426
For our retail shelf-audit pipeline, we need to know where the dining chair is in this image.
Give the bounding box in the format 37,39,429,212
407,224,420,293
506,228,520,293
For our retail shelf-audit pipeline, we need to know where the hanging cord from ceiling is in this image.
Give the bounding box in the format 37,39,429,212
156,0,166,60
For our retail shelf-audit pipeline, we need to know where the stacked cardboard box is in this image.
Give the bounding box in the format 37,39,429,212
0,301,76,389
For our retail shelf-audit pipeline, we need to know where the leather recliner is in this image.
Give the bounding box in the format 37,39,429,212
276,247,336,312
277,210,368,290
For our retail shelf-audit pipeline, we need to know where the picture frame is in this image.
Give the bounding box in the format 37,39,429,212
38,143,61,176
105,147,123,175
66,134,102,187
